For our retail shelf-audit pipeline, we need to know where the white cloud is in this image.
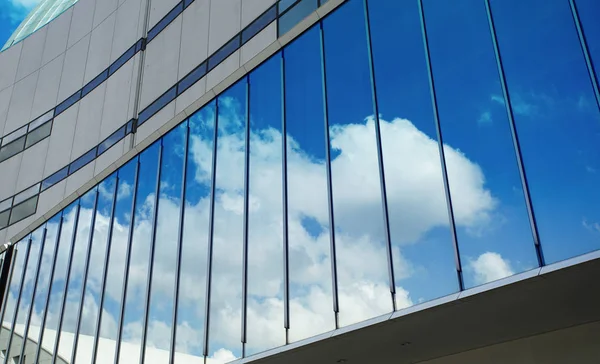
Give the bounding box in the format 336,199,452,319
478,111,492,125
468,252,514,285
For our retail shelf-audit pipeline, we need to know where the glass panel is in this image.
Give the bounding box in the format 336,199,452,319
284,25,334,342
0,238,29,356
29,110,53,131
0,198,11,212
55,91,81,117
98,126,126,156
57,188,97,362
490,0,600,263
42,166,69,191
278,0,317,37
178,62,207,96
421,0,537,288
246,54,284,355
0,136,26,163
73,175,116,364
119,143,160,364
242,5,277,44
23,213,62,362
96,159,137,363
81,70,109,98
14,185,40,205
109,44,136,76
174,102,216,362
37,202,78,362
208,36,241,71
322,0,391,326
0,210,9,229
9,195,38,224
207,80,247,361
25,121,52,148
69,148,98,174
147,2,184,42
1,125,26,146
4,227,45,362
143,123,187,361
575,0,600,72
279,0,297,14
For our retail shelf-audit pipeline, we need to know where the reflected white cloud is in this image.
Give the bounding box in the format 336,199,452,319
468,252,514,285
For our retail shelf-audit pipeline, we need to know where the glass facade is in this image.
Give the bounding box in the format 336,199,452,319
1,0,600,363
2,0,79,51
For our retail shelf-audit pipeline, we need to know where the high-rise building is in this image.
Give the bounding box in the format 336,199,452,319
0,0,599,363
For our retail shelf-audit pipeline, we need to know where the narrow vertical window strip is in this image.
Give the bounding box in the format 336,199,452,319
2,236,32,364
362,0,397,310
33,214,65,363
69,189,100,364
113,158,141,364
18,226,49,363
91,174,120,364
169,120,190,364
280,50,290,343
203,100,220,359
51,202,81,364
0,244,16,322
139,141,164,364
417,0,464,290
241,77,251,358
484,0,545,267
569,0,600,112
319,21,340,329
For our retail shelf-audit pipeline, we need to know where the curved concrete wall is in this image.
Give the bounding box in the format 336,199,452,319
0,0,288,244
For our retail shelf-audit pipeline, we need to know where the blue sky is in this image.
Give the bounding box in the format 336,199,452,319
0,0,40,48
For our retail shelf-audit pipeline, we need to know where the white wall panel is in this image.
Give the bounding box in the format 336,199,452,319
84,12,117,84
71,83,106,160
206,50,240,91
0,42,22,91
240,22,276,65
58,34,90,102
41,7,73,67
16,138,50,192
43,104,79,178
241,0,276,28
15,27,48,82
178,0,210,80
0,153,23,201
36,179,67,223
0,87,12,136
95,138,124,176
148,0,180,29
175,77,206,115
4,71,38,134
135,100,175,145
140,17,182,110
64,162,95,198
208,0,242,54
31,54,65,119
68,0,97,48
93,0,119,27
111,0,143,63
0,229,6,246
101,57,135,140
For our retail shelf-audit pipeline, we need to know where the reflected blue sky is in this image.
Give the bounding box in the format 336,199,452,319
2,0,600,363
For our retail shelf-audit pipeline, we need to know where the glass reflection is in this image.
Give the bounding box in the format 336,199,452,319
74,176,116,364
421,0,538,288
174,103,216,362
322,0,392,326
4,225,47,363
0,238,30,361
490,0,600,264
144,123,187,362
207,80,247,361
246,54,284,355
36,203,78,362
96,159,137,363
283,25,335,342
118,144,160,363
56,189,97,362
574,0,600,76
366,0,460,307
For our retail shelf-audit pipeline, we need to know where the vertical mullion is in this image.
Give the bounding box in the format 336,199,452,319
70,189,100,364
2,238,31,364
362,0,396,310
203,100,220,360
114,158,141,364
569,0,600,115
0,244,16,320
91,175,120,364
52,203,81,364
417,0,464,290
241,77,250,358
169,120,190,364
139,141,164,364
33,214,65,363
484,0,545,267
18,226,49,364
318,20,340,329
280,51,290,344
